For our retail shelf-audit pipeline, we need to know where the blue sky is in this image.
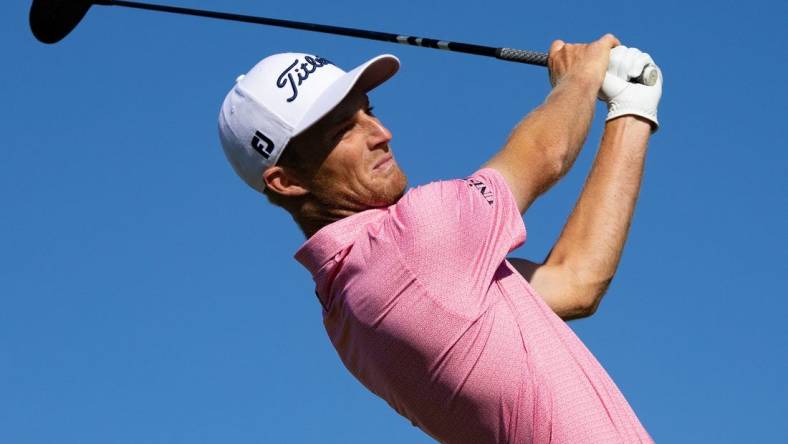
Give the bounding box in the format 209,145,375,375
2,0,786,442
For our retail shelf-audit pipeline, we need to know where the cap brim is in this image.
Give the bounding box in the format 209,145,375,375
30,0,93,44
293,54,399,136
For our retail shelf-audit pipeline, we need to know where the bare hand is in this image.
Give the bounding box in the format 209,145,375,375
548,34,621,89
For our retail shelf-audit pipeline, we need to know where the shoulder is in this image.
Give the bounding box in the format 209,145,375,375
385,168,520,250
395,168,510,216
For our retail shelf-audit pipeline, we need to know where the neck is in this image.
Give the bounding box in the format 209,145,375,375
290,199,361,238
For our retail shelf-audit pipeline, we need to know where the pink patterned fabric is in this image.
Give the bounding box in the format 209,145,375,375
295,168,652,443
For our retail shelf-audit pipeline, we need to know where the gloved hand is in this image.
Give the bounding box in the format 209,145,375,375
598,46,663,132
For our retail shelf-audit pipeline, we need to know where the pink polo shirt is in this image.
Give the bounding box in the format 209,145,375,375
295,168,652,443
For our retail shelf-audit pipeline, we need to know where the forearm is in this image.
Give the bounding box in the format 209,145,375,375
485,77,599,210
545,116,651,299
512,75,599,173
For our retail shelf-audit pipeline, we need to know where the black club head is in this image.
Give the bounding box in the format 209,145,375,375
30,0,96,44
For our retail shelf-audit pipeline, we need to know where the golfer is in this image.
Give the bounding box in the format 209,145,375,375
218,33,661,443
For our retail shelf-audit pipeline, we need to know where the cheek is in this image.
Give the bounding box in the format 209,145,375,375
324,144,369,186
310,147,360,194
309,139,405,206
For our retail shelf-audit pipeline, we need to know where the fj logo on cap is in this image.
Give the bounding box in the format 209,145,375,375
251,131,275,159
276,56,333,103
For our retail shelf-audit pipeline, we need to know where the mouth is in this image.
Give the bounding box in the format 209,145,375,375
372,154,394,172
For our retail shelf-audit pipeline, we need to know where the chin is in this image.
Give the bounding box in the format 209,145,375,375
369,169,408,207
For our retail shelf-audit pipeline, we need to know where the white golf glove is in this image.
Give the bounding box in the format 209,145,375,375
599,45,663,131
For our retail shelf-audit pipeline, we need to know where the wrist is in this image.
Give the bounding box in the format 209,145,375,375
603,116,653,146
558,71,603,93
605,115,653,132
606,105,659,133
549,74,599,112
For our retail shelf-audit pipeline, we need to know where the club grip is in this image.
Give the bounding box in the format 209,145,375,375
496,48,549,66
498,47,659,86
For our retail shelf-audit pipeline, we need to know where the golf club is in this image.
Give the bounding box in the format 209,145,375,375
29,0,659,86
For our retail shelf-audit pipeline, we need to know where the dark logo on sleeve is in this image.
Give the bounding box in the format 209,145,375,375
276,56,333,103
251,130,275,159
466,178,495,205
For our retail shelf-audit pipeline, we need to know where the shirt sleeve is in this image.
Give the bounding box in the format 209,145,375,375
387,167,526,316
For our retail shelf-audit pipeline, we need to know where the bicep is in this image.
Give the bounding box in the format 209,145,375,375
482,158,545,215
508,258,591,320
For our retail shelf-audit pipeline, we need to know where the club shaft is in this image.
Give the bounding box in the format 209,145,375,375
97,0,549,67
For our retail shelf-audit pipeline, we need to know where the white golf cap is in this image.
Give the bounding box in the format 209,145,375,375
218,53,400,193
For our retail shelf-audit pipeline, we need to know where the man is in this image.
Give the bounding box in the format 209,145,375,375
218,34,661,443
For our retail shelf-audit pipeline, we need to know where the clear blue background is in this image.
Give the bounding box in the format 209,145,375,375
2,0,787,442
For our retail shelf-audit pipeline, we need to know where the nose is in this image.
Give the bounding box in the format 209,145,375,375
362,112,392,148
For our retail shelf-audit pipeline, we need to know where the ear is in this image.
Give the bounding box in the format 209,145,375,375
263,166,309,197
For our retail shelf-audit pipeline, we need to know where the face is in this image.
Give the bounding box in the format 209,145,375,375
286,89,408,211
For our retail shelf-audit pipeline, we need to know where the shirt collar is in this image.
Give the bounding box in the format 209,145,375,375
294,208,387,277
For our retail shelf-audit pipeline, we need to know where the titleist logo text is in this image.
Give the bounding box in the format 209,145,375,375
276,56,333,102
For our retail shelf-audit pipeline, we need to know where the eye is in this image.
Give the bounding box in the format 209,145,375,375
332,122,354,142
366,106,375,117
